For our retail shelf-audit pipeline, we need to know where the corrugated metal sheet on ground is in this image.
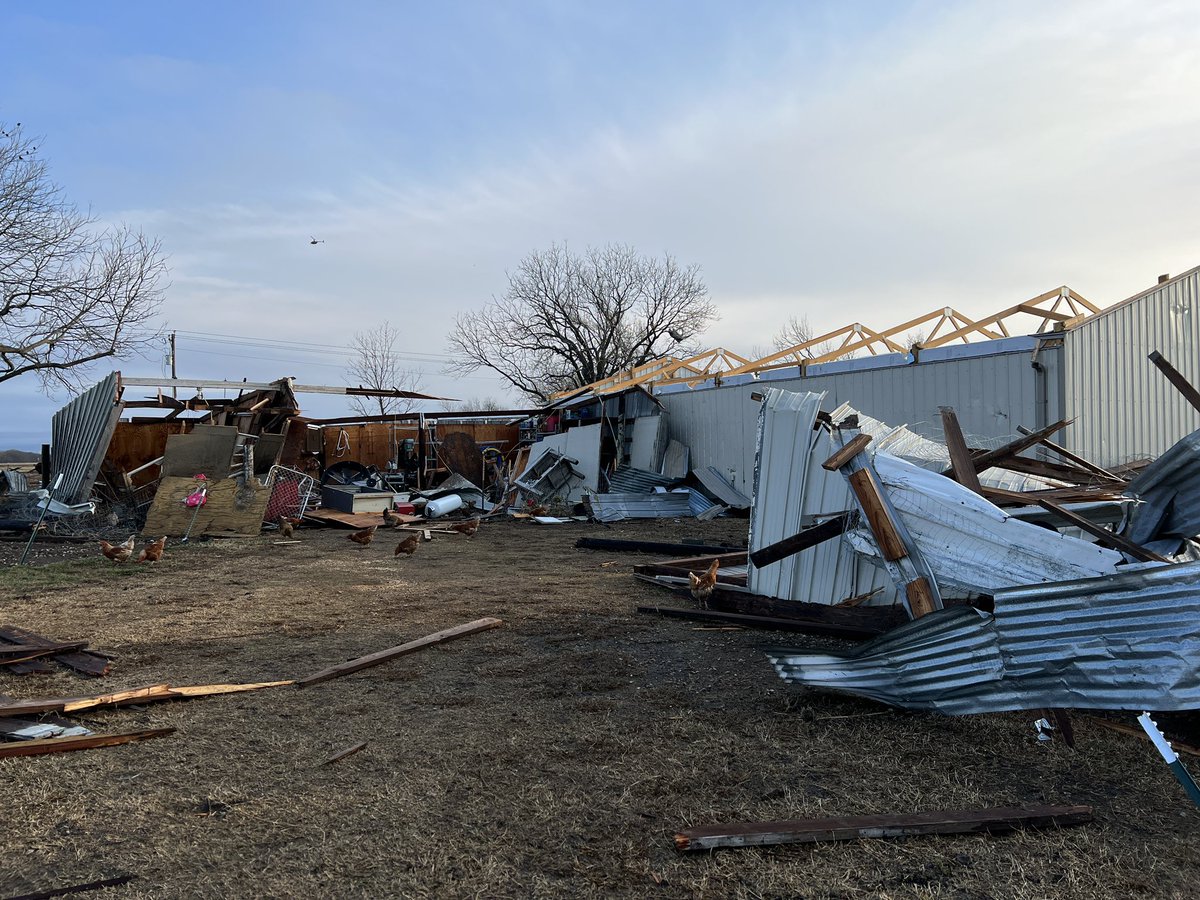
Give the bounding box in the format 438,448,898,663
607,466,674,493
746,389,896,607
589,490,714,522
1127,426,1200,545
768,560,1200,713
693,466,751,508
845,451,1121,594
50,372,124,504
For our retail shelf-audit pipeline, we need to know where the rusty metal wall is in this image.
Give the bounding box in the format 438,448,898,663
1064,266,1200,467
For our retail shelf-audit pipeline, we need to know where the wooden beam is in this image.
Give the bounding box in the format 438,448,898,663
980,453,1106,484
576,538,746,556
297,618,504,687
1015,426,1121,482
822,433,873,472
1034,499,1170,562
0,728,175,759
748,514,850,568
636,606,884,641
940,418,1073,478
940,407,983,494
847,469,907,561
904,577,938,619
1148,350,1200,414
675,805,1094,851
6,873,137,900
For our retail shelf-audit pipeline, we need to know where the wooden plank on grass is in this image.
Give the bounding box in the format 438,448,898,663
674,805,1093,851
0,728,175,759
321,740,369,766
6,873,137,900
577,537,747,556
0,625,110,677
636,606,882,641
296,618,504,687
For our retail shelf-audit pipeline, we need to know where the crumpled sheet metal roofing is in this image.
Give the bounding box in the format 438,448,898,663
1127,426,1200,545
846,451,1122,595
588,490,717,522
607,466,674,493
50,371,124,504
768,560,1200,713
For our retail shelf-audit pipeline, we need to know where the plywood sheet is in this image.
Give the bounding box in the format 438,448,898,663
143,476,270,536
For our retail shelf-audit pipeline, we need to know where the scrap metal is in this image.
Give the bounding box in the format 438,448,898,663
768,560,1200,714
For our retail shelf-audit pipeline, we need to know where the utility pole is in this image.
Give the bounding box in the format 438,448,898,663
169,331,177,398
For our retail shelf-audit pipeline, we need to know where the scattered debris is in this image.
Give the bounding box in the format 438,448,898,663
0,727,175,759
321,740,369,766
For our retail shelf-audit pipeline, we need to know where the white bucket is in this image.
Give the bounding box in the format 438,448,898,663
425,494,463,518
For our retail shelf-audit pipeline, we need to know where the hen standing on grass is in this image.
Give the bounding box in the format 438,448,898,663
688,559,719,609
137,536,167,564
99,535,135,564
394,534,420,557
348,525,378,547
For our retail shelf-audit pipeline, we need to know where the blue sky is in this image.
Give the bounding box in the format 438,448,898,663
2,0,1198,448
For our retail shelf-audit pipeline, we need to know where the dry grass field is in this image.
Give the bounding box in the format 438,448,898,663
1,519,1198,898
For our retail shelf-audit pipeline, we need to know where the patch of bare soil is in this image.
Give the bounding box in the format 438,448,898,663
1,519,1197,899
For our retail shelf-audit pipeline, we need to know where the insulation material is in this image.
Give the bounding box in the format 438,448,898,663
845,451,1122,594
768,559,1198,714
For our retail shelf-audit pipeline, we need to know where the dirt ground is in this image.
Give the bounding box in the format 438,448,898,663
1,518,1198,899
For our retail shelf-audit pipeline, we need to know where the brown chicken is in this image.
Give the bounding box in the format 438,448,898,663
137,536,167,564
529,505,548,517
347,525,378,547
382,508,402,527
394,534,420,557
688,559,720,609
450,517,481,537
279,518,295,538
99,535,135,564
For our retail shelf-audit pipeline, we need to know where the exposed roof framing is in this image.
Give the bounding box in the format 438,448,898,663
547,347,748,400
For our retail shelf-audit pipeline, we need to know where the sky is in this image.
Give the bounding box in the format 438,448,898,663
1,0,1198,449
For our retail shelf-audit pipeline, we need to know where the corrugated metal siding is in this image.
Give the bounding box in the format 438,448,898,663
657,343,1062,497
746,389,896,606
1064,268,1200,466
50,372,124,504
768,559,1200,713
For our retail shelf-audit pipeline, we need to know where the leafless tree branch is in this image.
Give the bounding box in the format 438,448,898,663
0,122,167,392
446,243,716,402
343,320,425,417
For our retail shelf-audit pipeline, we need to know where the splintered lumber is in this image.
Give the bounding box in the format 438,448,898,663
636,606,882,641
321,740,369,766
0,728,175,759
0,626,111,677
1149,350,1200,414
674,805,1094,851
297,617,504,687
940,407,983,494
1034,498,1170,563
1083,716,1200,757
0,681,294,717
748,514,850,569
0,642,89,666
822,434,873,472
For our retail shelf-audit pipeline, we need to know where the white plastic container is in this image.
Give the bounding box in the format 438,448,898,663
425,494,463,518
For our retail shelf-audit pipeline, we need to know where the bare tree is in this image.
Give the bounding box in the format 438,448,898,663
771,315,837,359
447,243,716,402
1,123,167,391
439,396,505,413
344,320,425,416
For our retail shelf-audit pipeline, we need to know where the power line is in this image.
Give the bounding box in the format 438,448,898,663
173,329,457,363
177,346,505,382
